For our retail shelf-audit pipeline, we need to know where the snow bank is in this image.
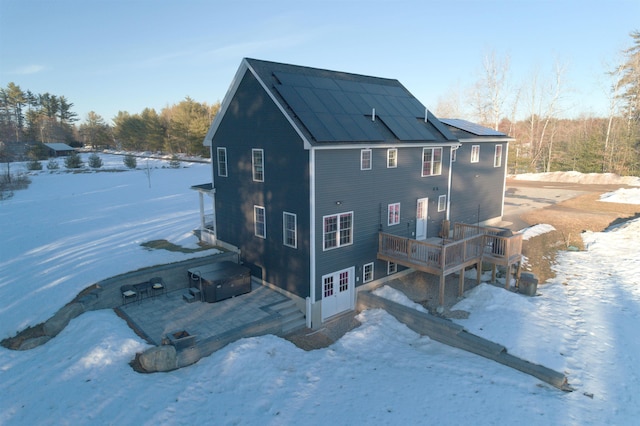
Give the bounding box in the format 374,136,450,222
372,285,429,313
522,223,556,240
599,187,640,204
512,171,640,186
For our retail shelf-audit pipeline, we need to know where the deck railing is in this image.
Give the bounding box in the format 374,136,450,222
379,222,523,274
379,232,485,274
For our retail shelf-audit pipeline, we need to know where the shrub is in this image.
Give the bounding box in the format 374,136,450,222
0,173,31,200
169,155,181,168
124,154,137,169
64,151,83,169
27,160,43,171
47,159,60,170
88,153,103,169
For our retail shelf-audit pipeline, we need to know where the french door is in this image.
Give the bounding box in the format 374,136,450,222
321,267,355,320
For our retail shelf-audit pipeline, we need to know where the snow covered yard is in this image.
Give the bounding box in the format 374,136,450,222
1,161,639,425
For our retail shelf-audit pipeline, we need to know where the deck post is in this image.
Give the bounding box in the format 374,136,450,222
491,264,497,283
476,260,482,284
439,273,445,306
458,268,465,296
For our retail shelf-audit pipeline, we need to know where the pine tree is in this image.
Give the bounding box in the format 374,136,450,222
64,151,83,169
88,153,103,168
618,31,640,123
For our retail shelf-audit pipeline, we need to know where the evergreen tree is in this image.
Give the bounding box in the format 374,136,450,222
79,111,112,149
88,153,103,168
123,154,137,169
64,151,83,169
617,30,640,123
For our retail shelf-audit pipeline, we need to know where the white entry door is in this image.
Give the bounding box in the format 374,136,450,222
321,267,355,321
416,198,429,240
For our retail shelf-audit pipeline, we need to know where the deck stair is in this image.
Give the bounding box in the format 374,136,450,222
270,299,306,334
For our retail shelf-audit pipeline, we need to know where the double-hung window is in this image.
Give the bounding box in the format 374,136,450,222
422,147,442,176
254,206,266,238
387,148,397,168
283,212,297,248
438,195,447,212
471,145,480,163
217,147,228,177
388,203,400,226
361,149,372,170
363,262,374,283
323,212,353,250
494,144,503,167
387,262,397,275
252,149,264,182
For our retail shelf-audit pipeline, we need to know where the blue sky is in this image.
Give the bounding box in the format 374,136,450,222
1,0,638,124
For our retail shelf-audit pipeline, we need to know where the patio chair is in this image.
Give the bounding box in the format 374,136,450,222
120,284,138,305
149,277,167,297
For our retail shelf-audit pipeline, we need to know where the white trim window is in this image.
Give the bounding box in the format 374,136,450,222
323,212,353,250
252,148,264,182
363,262,374,283
361,149,372,170
494,144,503,167
387,148,397,168
438,195,447,212
217,147,228,177
451,147,457,163
388,203,400,226
471,145,480,163
283,212,297,248
254,206,266,238
422,147,442,176
387,262,397,275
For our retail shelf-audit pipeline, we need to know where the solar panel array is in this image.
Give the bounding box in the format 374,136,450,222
439,118,506,137
273,71,435,143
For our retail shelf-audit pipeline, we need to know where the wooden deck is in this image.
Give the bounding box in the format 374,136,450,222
378,223,523,306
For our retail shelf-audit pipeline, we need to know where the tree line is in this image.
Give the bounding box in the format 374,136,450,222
0,84,78,146
80,98,219,157
0,87,219,159
435,30,640,176
2,31,639,174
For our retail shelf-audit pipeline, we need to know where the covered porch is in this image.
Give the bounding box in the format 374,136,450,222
378,222,523,306
190,183,216,245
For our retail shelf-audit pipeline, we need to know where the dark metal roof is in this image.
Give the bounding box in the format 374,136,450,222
440,118,508,138
245,58,457,145
190,183,214,192
44,143,75,151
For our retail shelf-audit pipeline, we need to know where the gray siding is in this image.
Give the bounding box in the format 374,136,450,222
450,142,506,224
313,146,450,301
211,71,311,298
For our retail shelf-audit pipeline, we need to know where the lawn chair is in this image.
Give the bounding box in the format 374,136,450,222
149,277,167,297
120,284,138,305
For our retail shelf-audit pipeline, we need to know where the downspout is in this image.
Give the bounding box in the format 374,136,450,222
308,147,316,328
500,142,509,218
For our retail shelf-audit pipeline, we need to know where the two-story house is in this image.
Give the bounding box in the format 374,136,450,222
192,58,514,327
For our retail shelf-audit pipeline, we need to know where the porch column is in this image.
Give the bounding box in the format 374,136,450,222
198,192,205,231
210,192,216,236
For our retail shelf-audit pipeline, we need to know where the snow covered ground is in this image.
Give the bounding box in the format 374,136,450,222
1,161,639,425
